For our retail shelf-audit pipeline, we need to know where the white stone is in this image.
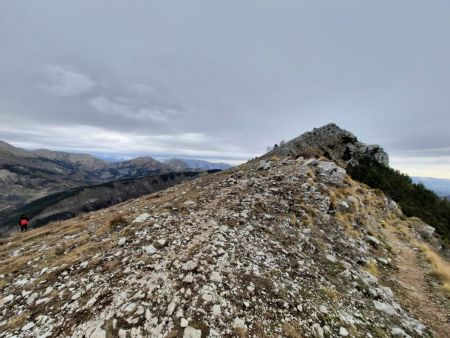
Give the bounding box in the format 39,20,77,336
339,327,349,336
257,160,271,170
183,326,202,338
118,329,127,338
143,245,157,255
202,293,213,302
124,303,137,313
71,292,82,301
210,271,222,283
145,308,152,321
136,305,144,315
14,278,28,286
86,294,99,307
338,201,349,211
232,317,247,330
391,327,411,337
180,318,189,328
0,295,14,307
367,236,381,246
312,323,324,338
21,322,35,331
35,298,50,305
167,301,176,316
26,293,38,305
90,327,107,338
118,237,127,246
212,304,221,316
132,290,145,300
133,213,150,223
183,274,194,283
181,260,198,272
373,300,397,315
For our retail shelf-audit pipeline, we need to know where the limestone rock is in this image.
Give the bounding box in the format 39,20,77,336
183,326,202,338
133,213,150,223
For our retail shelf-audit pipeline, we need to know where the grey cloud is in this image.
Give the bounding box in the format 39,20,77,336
0,1,449,176
39,64,96,97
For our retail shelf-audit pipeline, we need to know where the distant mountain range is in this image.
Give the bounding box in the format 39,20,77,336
412,176,450,197
0,140,232,212
162,157,231,171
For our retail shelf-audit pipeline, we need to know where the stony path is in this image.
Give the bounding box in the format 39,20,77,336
385,229,450,337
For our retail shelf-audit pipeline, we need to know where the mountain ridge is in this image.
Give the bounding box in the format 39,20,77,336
0,124,449,337
0,141,231,212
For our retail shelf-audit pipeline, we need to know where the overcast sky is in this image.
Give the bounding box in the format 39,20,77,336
1,1,449,177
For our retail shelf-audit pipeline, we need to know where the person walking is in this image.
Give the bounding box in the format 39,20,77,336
18,214,29,232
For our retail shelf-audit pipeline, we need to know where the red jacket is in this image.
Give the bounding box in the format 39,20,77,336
19,218,29,226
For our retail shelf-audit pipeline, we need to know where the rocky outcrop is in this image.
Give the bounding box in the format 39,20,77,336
267,123,389,168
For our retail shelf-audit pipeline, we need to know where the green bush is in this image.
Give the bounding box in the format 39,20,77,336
348,157,450,246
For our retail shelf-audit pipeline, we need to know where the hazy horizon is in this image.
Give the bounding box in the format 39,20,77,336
1,1,450,178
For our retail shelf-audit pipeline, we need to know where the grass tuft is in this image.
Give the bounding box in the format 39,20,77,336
418,243,450,295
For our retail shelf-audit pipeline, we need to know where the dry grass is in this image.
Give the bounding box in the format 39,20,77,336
306,169,315,179
418,243,450,294
335,212,361,239
320,287,339,301
98,213,128,235
281,321,303,338
3,311,31,332
288,213,297,226
365,260,380,276
297,145,323,159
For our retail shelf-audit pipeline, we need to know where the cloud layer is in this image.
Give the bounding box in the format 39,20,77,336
0,1,450,177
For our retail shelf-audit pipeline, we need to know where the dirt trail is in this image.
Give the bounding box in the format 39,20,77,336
383,229,450,337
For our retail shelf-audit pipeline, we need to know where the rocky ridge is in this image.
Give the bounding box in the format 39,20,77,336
1,151,448,337
267,123,389,168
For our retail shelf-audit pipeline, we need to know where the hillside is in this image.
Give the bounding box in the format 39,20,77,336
0,171,211,234
412,177,450,198
0,142,230,212
1,128,449,337
349,157,450,246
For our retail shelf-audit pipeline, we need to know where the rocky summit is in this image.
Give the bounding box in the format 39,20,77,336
1,127,449,338
267,123,389,168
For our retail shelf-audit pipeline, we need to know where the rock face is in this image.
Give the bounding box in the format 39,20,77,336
267,123,389,168
1,152,445,338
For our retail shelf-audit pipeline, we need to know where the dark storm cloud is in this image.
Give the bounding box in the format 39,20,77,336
0,1,450,176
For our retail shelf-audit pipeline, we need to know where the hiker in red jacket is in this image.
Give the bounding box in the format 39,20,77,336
18,214,29,232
